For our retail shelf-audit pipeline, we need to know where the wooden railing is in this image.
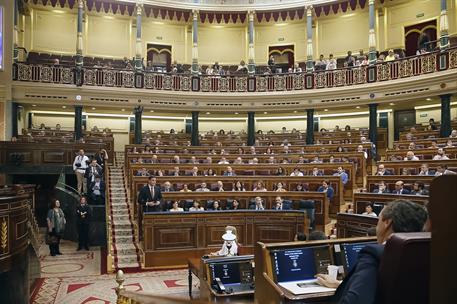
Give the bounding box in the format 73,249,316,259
105,165,114,273
13,48,457,92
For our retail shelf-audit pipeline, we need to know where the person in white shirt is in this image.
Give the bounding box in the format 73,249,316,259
196,182,210,192
326,54,337,70
189,201,204,211
435,165,457,176
250,197,265,210
404,151,419,161
432,148,449,160
73,149,90,194
290,168,304,177
450,129,457,138
169,201,184,212
356,145,368,159
218,157,230,164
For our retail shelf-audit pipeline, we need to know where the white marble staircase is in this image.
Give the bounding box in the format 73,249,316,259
108,165,140,270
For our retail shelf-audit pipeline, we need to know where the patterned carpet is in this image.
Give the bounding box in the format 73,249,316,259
32,239,196,304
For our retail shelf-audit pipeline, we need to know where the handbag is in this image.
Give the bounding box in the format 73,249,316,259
45,233,58,245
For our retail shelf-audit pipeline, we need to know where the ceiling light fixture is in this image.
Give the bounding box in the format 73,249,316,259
324,109,328,112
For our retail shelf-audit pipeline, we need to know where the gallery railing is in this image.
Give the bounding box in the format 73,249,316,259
13,47,457,93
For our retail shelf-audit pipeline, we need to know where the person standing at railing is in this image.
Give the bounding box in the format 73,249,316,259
385,49,396,62
46,199,66,256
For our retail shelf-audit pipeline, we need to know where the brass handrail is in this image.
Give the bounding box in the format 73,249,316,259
105,165,114,272
26,204,41,255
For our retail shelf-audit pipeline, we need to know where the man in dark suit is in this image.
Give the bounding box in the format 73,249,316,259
316,200,428,303
137,176,163,212
272,196,291,210
89,176,105,205
392,181,410,195
85,159,103,187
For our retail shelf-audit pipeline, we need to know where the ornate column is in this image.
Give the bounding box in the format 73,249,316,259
369,103,378,158
191,111,200,146
74,106,83,140
247,112,255,146
368,0,377,64
75,0,85,86
134,3,143,71
439,0,450,50
191,10,199,75
134,106,144,145
306,6,314,73
76,0,84,68
306,109,314,145
440,95,452,137
13,0,19,62
247,11,256,74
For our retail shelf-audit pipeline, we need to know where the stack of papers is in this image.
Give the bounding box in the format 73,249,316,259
278,279,336,295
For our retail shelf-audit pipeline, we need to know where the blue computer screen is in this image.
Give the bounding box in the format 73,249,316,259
271,246,329,283
341,242,376,273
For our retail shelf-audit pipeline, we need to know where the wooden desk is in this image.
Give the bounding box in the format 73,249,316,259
142,210,308,269
386,147,457,161
366,175,435,193
188,258,200,298
353,193,429,214
336,213,378,238
377,160,457,175
254,237,376,304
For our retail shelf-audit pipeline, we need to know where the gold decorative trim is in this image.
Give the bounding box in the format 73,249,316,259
405,25,437,37
269,48,295,55
146,47,172,55
1,220,7,250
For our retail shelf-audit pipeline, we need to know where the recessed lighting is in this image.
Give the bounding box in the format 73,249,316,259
91,107,96,110
234,112,239,115
206,112,211,114
324,109,328,112
62,106,66,109
356,106,360,109
150,110,154,112
32,104,36,107
264,112,268,114
121,109,125,111
426,98,432,101
389,102,395,106
294,110,298,113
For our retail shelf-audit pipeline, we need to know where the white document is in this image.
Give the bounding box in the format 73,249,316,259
278,279,336,295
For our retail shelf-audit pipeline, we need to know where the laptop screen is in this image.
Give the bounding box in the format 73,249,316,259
341,242,377,273
271,245,331,283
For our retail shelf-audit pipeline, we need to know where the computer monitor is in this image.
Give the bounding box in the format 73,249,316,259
208,259,254,286
270,245,332,283
338,241,377,273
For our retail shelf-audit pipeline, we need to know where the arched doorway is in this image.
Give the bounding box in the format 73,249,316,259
404,20,437,56
146,44,172,72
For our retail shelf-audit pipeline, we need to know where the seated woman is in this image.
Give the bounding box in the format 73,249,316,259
275,182,287,192
189,201,204,211
211,200,222,211
232,181,246,191
253,181,268,192
230,200,241,210
169,201,184,212
210,226,239,256
316,200,428,303
180,184,192,192
362,203,377,217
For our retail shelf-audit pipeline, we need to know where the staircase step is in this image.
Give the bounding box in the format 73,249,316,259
113,228,134,236
114,235,135,243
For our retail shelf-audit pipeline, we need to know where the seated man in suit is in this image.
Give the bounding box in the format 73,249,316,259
317,180,334,199
89,176,105,205
249,196,265,210
375,164,392,176
223,166,237,176
85,159,103,187
162,181,175,192
372,181,390,194
417,163,434,176
316,200,428,304
137,176,163,212
410,182,429,196
392,181,410,195
272,196,291,210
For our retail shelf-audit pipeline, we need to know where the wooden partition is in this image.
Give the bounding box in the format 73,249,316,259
386,147,457,161
133,176,343,215
0,142,111,166
394,138,457,149
142,210,308,268
155,191,329,228
377,160,457,175
129,162,357,193
399,130,440,140
336,213,378,238
254,236,376,304
366,175,435,193
353,193,429,214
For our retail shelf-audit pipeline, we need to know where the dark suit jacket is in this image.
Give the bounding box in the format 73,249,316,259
89,181,105,198
372,188,390,194
332,244,384,304
85,166,103,181
393,189,410,195
272,204,291,210
137,184,163,212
